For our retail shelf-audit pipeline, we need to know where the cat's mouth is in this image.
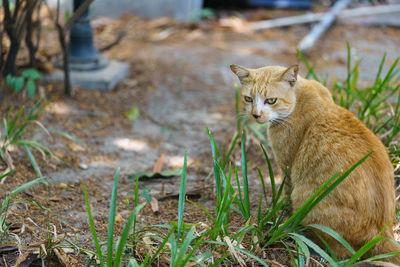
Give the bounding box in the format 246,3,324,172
253,117,268,124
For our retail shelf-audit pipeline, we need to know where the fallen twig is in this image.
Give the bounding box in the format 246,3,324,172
99,31,126,52
297,0,351,53
251,4,400,30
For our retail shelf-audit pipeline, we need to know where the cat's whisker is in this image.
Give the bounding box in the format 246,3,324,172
271,118,292,129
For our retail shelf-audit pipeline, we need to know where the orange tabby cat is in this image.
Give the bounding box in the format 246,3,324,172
230,64,400,264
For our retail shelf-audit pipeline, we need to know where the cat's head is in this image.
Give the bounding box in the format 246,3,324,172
230,64,298,124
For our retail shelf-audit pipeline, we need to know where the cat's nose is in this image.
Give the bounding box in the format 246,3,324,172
252,114,261,119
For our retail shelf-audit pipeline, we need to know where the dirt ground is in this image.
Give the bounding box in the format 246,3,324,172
1,7,400,266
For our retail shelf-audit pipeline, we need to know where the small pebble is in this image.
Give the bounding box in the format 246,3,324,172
58,183,68,189
115,214,122,224
79,163,88,170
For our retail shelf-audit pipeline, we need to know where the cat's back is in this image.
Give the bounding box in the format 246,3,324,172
298,77,333,105
295,90,391,179
286,76,394,200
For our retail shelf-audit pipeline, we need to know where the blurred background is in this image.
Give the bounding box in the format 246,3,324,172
1,0,400,266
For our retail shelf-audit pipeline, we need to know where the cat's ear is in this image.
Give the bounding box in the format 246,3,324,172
281,64,299,87
230,64,250,83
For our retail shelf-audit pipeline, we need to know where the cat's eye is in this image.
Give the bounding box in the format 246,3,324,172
244,96,253,103
264,98,277,105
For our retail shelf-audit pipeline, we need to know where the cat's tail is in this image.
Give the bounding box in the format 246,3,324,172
368,238,400,266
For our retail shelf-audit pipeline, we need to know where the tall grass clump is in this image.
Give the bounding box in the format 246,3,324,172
81,130,398,266
0,171,43,239
0,100,49,180
83,168,145,267
0,99,84,182
84,152,213,267
207,129,394,266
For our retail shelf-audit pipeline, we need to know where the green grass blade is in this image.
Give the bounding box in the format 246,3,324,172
148,226,176,266
186,251,212,267
207,129,222,202
260,196,287,227
264,152,370,247
133,173,140,237
207,127,221,160
207,252,230,267
83,182,105,267
232,245,269,267
260,144,275,204
177,150,188,245
206,240,268,266
248,124,268,146
308,224,355,254
358,251,400,263
344,236,386,266
6,106,12,133
310,228,338,262
289,233,338,267
186,198,215,224
2,118,9,142
170,232,177,266
346,41,352,91
241,133,250,219
7,106,24,138
0,170,15,182
281,241,298,267
257,167,268,208
291,235,310,259
127,258,140,267
47,129,86,146
23,144,43,178
214,163,234,236
380,56,399,89
275,174,287,208
374,52,387,86
114,203,145,267
297,49,321,82
221,132,239,170
175,227,196,264
107,168,120,267
234,166,245,217
231,224,254,240
257,193,262,225
10,177,43,196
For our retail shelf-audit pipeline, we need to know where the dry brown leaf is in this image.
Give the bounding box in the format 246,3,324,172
54,247,70,267
24,192,62,202
61,247,75,254
367,261,400,267
150,197,159,213
152,151,167,173
223,236,246,267
185,257,204,267
0,149,14,184
67,143,85,152
15,252,39,267
219,17,251,33
147,16,176,28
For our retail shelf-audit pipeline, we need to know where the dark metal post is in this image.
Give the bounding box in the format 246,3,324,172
69,0,107,70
